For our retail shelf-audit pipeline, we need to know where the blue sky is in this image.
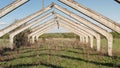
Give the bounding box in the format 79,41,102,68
0,0,120,33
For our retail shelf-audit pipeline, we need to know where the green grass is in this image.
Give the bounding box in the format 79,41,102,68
0,39,9,45
0,40,120,68
93,38,120,55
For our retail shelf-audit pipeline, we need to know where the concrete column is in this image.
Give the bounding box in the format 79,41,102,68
35,36,39,41
107,34,113,56
96,34,101,51
9,35,14,49
56,13,101,51
60,23,91,45
59,19,95,48
31,36,35,44
54,4,113,56
85,36,89,43
80,36,82,43
89,36,94,48
82,36,85,43
80,36,84,43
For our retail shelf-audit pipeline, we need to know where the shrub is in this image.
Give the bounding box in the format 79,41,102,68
14,29,31,48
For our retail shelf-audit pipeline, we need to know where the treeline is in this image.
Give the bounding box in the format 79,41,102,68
39,33,79,38
111,31,120,38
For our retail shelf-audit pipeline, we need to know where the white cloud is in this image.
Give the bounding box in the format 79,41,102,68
118,20,120,23
0,22,7,25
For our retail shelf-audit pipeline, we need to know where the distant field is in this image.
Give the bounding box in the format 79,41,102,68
0,39,120,68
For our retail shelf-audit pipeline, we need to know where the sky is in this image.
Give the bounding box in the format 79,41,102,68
0,0,120,33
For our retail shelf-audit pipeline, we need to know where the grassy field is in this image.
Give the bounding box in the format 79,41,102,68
93,38,120,55
0,39,120,68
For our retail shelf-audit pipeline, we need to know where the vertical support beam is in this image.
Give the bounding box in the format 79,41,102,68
31,36,35,44
85,36,89,43
9,35,14,49
80,36,82,43
60,22,92,46
56,13,100,51
89,35,94,48
36,36,39,41
107,35,113,56
96,34,101,51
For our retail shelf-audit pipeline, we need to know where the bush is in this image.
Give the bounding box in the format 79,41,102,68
14,29,31,48
111,31,120,38
40,33,79,38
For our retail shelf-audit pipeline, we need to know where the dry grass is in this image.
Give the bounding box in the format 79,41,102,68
0,38,120,68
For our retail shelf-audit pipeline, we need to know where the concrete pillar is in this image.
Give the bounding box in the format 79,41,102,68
9,35,14,49
31,36,35,44
83,36,86,43
54,4,113,56
107,34,113,56
96,34,101,51
60,23,91,45
89,36,94,48
80,36,82,43
35,36,39,41
55,13,101,51
59,18,96,49
85,36,89,43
